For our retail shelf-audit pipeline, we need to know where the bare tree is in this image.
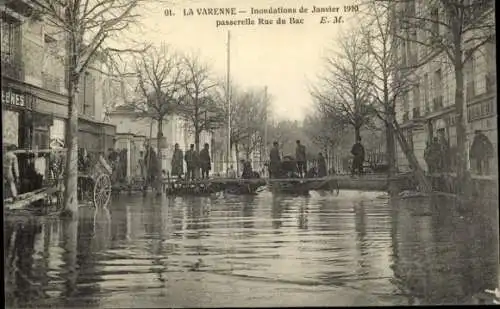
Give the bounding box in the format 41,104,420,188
303,111,346,157
178,54,223,152
394,0,495,194
358,0,432,192
32,0,157,216
212,83,267,167
129,46,184,152
310,32,375,143
233,89,267,161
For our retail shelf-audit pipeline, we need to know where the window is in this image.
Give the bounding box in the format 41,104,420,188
84,72,95,117
430,7,439,35
1,15,21,63
464,57,475,100
423,73,429,112
77,72,96,117
433,69,442,98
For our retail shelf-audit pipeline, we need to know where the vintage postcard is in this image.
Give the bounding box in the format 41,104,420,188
2,0,498,307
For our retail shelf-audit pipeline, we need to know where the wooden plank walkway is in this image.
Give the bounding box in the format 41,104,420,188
4,186,60,211
163,175,388,184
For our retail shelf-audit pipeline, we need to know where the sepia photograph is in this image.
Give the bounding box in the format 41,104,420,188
2,0,498,307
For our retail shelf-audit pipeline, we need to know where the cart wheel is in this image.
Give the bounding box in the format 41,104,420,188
93,174,112,208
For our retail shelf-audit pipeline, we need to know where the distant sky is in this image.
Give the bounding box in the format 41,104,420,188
130,0,360,121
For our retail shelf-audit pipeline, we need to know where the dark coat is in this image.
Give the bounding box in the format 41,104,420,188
351,143,365,161
318,155,327,177
199,148,211,170
295,144,306,162
171,149,184,176
270,147,280,163
185,149,199,168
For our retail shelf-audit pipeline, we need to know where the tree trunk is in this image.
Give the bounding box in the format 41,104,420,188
235,143,240,176
195,128,200,153
393,119,432,193
155,119,163,194
386,113,398,196
453,58,471,196
62,79,79,217
354,125,361,142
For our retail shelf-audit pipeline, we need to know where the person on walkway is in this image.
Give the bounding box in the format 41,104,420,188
426,137,441,173
317,152,327,177
227,164,236,178
171,143,184,180
185,144,198,181
269,141,281,179
424,140,433,173
295,140,307,178
470,130,494,175
351,136,365,176
241,159,253,179
438,131,451,172
3,144,19,199
199,143,211,179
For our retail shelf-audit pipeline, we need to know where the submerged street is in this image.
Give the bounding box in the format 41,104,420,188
5,190,499,307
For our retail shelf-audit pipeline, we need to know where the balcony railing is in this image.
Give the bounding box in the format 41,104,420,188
432,96,443,112
5,0,35,17
412,107,421,119
1,53,24,81
466,81,475,101
42,72,61,93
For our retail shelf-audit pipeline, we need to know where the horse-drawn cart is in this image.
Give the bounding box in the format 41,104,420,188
78,155,113,208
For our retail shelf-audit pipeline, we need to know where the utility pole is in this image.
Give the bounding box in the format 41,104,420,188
226,30,231,172
263,86,268,173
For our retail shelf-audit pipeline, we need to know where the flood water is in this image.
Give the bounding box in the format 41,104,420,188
5,190,499,307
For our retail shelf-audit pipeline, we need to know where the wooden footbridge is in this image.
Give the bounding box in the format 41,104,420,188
113,174,390,196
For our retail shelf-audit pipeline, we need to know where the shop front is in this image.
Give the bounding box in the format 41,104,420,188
2,85,34,149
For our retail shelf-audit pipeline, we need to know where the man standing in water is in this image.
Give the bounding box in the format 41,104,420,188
171,143,184,180
351,136,365,176
317,152,327,177
269,141,281,178
199,143,211,179
185,144,197,181
295,140,307,178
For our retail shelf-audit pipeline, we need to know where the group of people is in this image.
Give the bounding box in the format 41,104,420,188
171,143,212,181
268,140,328,179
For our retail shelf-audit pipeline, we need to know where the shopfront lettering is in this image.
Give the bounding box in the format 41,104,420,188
1,89,25,107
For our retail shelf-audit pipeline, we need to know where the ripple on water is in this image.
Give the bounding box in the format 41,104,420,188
4,190,498,307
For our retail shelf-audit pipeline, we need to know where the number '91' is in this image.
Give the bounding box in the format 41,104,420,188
344,5,359,12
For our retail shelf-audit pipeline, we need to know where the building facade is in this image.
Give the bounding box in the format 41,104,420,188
107,106,213,175
1,0,117,158
393,1,496,175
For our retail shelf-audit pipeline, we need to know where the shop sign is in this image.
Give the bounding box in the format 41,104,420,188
2,88,25,107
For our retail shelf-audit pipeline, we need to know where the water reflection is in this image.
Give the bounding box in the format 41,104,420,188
391,196,498,305
4,191,499,307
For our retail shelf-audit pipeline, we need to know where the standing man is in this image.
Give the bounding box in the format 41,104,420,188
269,141,281,178
295,140,307,178
199,143,211,179
351,136,365,176
317,152,327,177
438,130,450,172
3,144,19,198
171,143,184,180
184,144,197,181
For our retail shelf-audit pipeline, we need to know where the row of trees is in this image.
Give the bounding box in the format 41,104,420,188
29,0,270,215
308,0,494,194
127,46,271,160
